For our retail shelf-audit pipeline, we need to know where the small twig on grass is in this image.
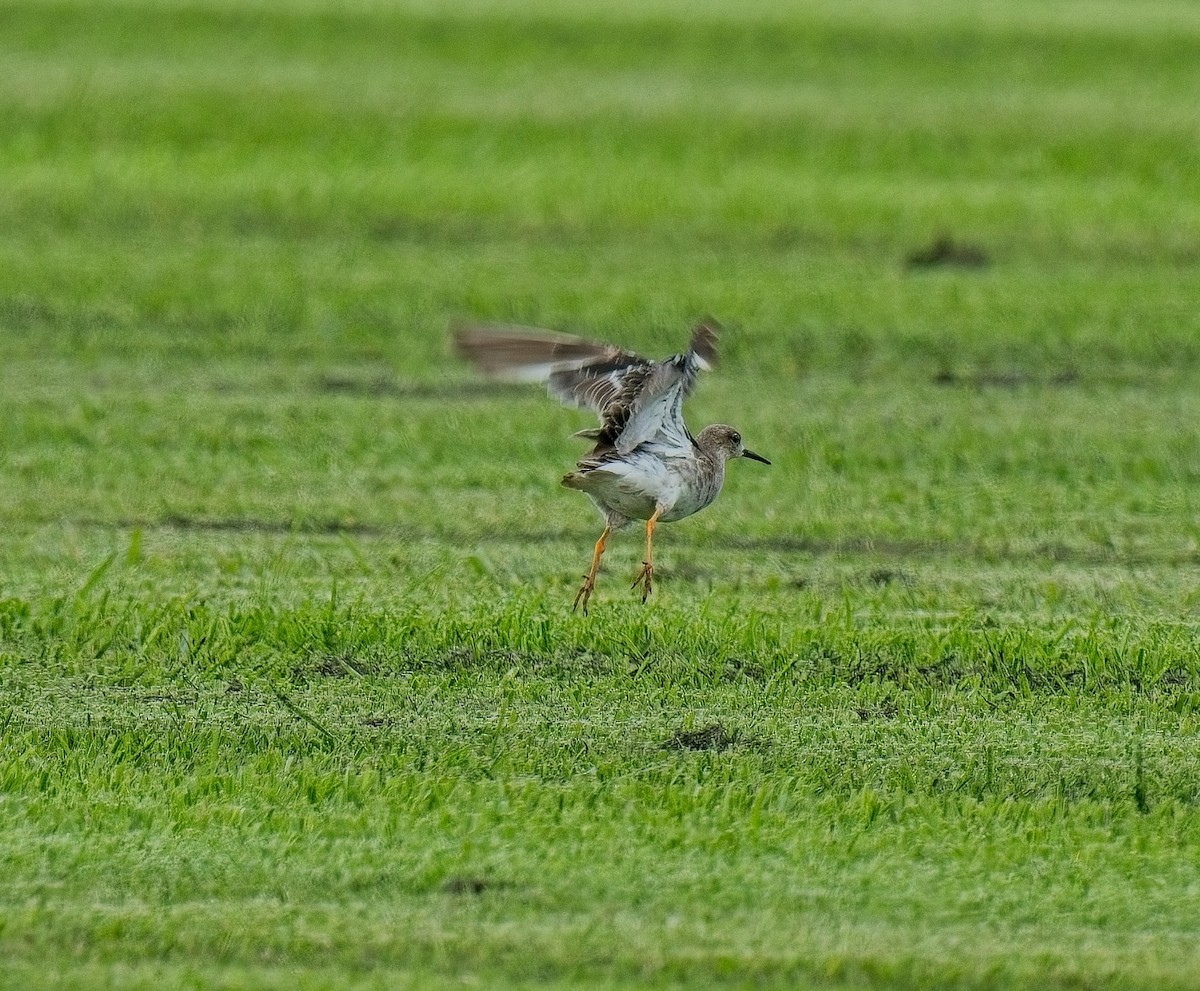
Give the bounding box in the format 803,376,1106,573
271,686,338,743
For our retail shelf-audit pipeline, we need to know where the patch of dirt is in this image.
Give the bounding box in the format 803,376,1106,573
723,657,767,683
441,876,509,895
664,723,740,751
932,369,1029,389
855,700,899,721
932,369,1079,389
905,235,990,269
312,653,367,678
867,567,911,586
367,214,484,244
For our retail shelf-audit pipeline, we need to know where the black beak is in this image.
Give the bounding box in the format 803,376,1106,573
742,449,771,465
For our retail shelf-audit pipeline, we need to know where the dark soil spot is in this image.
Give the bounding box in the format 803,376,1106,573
906,235,990,269
442,876,508,895
367,214,484,244
855,700,899,721
867,567,911,586
665,723,739,751
932,369,1029,388
933,368,1079,389
313,653,367,678
722,657,766,683
1159,668,1193,688
767,224,806,249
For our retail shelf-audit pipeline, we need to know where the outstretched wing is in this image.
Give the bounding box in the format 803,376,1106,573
453,320,718,456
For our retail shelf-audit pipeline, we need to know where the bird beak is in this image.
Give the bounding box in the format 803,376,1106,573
742,449,771,465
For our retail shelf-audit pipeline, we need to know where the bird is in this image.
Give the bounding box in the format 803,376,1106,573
453,320,770,613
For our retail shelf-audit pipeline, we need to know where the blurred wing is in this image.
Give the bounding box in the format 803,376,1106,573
453,323,652,414
453,320,719,455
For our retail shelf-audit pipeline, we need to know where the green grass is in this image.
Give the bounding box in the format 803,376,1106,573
5,0,1200,987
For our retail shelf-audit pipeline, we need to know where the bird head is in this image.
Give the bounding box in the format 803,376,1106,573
697,424,771,465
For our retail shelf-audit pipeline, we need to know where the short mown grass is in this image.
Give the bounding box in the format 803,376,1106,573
4,0,1200,988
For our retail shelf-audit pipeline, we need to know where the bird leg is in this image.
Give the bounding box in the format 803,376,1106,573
631,508,663,604
573,526,612,615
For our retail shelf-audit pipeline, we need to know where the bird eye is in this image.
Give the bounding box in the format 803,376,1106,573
731,432,741,445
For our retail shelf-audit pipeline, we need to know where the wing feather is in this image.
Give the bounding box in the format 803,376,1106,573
453,320,719,457
607,320,719,454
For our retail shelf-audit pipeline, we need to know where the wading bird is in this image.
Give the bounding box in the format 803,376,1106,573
454,321,770,613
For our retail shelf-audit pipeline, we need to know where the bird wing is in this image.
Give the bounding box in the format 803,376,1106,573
453,321,718,456
603,321,718,455
453,323,651,410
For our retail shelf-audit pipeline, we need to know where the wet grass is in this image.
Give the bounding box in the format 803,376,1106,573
4,0,1200,988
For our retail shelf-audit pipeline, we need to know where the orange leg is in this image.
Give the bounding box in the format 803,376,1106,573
573,526,612,615
630,507,664,604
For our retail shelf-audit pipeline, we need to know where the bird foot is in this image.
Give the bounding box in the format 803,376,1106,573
631,561,654,604
573,574,596,615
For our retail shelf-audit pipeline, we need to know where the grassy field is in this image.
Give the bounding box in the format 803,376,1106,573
5,0,1200,987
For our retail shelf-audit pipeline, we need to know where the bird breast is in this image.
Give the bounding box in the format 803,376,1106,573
661,457,725,521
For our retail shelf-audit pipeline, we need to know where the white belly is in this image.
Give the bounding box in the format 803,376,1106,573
579,452,723,523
